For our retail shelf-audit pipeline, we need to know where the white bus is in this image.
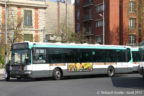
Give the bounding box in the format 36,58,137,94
5,42,134,80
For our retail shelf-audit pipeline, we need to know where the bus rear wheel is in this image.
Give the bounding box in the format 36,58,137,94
107,66,115,77
53,69,62,80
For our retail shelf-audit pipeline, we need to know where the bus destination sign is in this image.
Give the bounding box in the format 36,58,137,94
12,43,28,50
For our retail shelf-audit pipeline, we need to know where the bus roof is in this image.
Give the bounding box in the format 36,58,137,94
18,42,129,50
130,47,139,51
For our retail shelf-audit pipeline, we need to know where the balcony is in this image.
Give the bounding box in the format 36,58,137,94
83,14,93,22
85,32,93,36
84,27,93,36
83,0,94,8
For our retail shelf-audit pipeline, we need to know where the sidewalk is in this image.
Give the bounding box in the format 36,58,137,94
0,69,4,80
0,69,4,75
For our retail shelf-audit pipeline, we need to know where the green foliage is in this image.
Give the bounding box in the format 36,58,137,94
0,46,5,68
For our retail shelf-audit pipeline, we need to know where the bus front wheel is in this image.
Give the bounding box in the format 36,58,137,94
107,66,115,77
53,68,62,80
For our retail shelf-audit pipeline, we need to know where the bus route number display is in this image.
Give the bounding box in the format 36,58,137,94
12,43,28,50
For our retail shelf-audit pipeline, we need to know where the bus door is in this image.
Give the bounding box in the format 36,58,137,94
139,48,144,68
32,48,50,77
116,49,131,72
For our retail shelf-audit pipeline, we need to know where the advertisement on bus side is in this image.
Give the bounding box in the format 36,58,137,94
68,63,93,72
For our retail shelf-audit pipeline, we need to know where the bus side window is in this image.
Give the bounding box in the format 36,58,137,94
132,51,140,62
92,51,95,55
105,50,117,62
33,49,46,64
126,48,131,62
93,50,106,62
116,50,127,62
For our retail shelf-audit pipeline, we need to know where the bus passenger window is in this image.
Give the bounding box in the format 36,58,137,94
92,51,95,55
33,49,46,64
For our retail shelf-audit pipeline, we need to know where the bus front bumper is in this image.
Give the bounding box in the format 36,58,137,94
10,70,32,78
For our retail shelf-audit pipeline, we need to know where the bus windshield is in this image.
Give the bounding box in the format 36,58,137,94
12,49,30,65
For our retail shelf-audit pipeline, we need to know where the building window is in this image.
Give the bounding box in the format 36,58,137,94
88,26,92,34
77,9,80,20
24,34,33,42
45,34,50,42
85,26,92,34
96,4,104,13
129,34,136,45
96,20,103,28
76,23,80,33
45,34,55,42
24,10,32,27
129,18,136,29
76,0,80,5
59,0,66,3
96,35,102,44
129,1,136,13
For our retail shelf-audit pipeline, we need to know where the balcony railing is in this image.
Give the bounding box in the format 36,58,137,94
83,14,93,22
83,0,94,8
84,32,93,36
83,27,93,36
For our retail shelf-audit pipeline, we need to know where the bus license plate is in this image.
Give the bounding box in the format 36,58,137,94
12,66,19,70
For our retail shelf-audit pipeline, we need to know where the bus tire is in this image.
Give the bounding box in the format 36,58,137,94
53,68,62,80
107,66,115,77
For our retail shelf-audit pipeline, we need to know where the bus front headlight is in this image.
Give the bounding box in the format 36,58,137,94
24,71,32,74
10,66,12,70
24,66,27,71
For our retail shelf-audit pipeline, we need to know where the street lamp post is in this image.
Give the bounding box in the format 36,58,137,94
66,0,68,34
5,0,8,64
57,0,60,33
103,0,105,45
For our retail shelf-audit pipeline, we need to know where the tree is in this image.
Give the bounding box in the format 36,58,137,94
7,16,23,44
0,5,23,68
0,45,5,68
51,19,77,43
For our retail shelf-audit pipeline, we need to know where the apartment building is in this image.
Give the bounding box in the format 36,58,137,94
0,0,47,43
75,0,144,45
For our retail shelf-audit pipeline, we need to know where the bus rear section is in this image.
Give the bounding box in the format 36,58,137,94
138,47,144,79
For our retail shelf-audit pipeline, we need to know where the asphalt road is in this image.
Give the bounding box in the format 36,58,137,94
0,73,144,96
